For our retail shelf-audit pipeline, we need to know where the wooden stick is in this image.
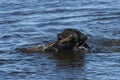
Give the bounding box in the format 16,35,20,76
59,35,72,43
47,35,72,47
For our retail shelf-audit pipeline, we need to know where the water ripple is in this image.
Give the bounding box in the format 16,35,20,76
0,0,120,80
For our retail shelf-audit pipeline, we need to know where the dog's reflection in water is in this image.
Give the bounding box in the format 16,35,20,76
49,51,85,68
19,28,90,53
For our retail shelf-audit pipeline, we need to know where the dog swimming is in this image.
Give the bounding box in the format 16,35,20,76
19,28,90,53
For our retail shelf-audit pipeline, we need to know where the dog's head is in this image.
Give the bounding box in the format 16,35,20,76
57,28,88,48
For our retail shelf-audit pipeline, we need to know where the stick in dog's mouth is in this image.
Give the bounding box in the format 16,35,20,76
59,35,73,44
18,28,90,53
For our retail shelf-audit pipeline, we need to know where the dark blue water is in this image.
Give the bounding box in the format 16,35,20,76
0,0,120,80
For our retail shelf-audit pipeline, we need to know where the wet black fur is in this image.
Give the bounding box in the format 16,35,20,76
19,28,90,53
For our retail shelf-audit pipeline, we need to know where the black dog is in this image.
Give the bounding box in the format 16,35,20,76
19,28,90,53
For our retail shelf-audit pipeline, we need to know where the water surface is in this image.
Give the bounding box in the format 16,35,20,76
0,0,120,80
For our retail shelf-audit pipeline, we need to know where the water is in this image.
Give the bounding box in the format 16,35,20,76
0,0,120,80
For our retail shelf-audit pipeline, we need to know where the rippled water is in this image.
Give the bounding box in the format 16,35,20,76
0,0,120,80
